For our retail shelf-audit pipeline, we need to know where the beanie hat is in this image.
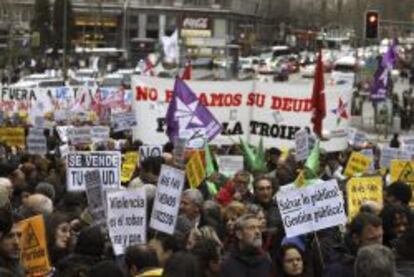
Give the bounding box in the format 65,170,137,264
35,182,56,201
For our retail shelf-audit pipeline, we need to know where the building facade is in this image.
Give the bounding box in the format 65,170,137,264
0,0,280,57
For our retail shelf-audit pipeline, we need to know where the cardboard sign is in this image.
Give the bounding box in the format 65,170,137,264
0,127,25,147
111,111,137,132
295,128,309,161
344,152,372,177
66,151,121,191
150,165,185,234
217,155,244,176
20,215,52,276
106,189,147,255
276,179,347,238
68,126,92,145
85,170,107,229
347,177,383,220
186,151,206,188
91,126,110,143
139,145,163,163
390,160,414,207
121,152,139,183
27,128,47,155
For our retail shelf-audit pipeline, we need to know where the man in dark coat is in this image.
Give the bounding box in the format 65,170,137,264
220,214,272,277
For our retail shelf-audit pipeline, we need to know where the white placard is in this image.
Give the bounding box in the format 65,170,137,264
139,145,163,163
59,144,69,158
85,170,107,229
295,128,309,161
348,130,367,147
91,126,110,143
68,126,92,145
217,155,244,176
27,128,47,155
380,146,414,168
150,165,185,235
66,151,121,191
111,111,137,132
276,179,346,238
360,148,375,172
56,126,72,143
106,189,147,255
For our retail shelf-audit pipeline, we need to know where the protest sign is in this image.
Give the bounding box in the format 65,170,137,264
295,128,309,161
106,189,147,255
56,126,72,143
173,137,187,168
344,152,372,177
390,160,414,207
348,130,367,147
59,144,70,158
91,126,110,143
68,126,92,145
276,179,346,237
360,148,375,172
0,127,25,147
139,145,163,163
20,215,52,276
34,115,45,128
186,151,206,188
111,111,137,132
121,152,139,183
27,128,47,155
150,165,185,234
347,177,383,220
380,146,414,168
85,170,107,229
132,76,352,152
217,155,244,176
66,151,121,191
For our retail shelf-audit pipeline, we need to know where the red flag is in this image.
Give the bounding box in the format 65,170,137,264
181,60,192,80
311,49,326,138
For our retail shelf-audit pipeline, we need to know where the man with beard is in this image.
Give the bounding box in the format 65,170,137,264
220,214,272,276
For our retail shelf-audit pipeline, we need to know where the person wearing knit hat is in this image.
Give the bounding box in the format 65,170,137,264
35,182,56,202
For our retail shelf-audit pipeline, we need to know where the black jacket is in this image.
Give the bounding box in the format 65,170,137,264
396,259,414,277
220,245,272,277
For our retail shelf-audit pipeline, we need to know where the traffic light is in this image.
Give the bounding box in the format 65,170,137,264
365,10,379,39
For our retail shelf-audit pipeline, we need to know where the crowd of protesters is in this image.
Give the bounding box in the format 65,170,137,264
0,127,412,277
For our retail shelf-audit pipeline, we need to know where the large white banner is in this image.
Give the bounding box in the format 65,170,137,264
132,77,352,151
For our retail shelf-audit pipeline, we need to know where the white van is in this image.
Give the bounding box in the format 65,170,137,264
330,56,358,85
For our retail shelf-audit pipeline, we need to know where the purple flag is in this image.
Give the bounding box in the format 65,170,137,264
371,39,398,101
166,78,222,143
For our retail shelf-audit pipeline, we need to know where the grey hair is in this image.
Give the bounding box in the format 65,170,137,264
355,244,396,277
182,189,204,207
234,213,257,231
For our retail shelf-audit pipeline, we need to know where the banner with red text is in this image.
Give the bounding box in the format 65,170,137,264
132,77,352,151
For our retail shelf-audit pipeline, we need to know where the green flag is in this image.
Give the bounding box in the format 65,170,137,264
204,142,215,178
239,137,267,173
304,140,320,179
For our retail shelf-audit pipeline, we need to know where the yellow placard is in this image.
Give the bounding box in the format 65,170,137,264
121,152,139,183
390,160,414,207
20,215,52,276
186,151,206,188
0,127,25,147
344,152,372,177
347,177,383,220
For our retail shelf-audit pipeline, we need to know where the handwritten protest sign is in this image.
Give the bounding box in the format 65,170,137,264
106,189,147,255
111,111,137,132
139,145,163,163
344,152,372,177
360,148,375,172
68,126,92,145
121,152,139,183
217,155,244,176
20,215,52,276
0,127,25,147
150,165,185,234
390,160,414,207
380,146,414,168
66,151,121,191
186,151,206,188
91,126,110,143
295,128,309,161
85,170,107,229
347,177,383,220
27,128,47,155
276,179,346,237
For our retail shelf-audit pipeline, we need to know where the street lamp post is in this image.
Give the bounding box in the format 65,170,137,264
63,0,68,81
122,0,131,60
